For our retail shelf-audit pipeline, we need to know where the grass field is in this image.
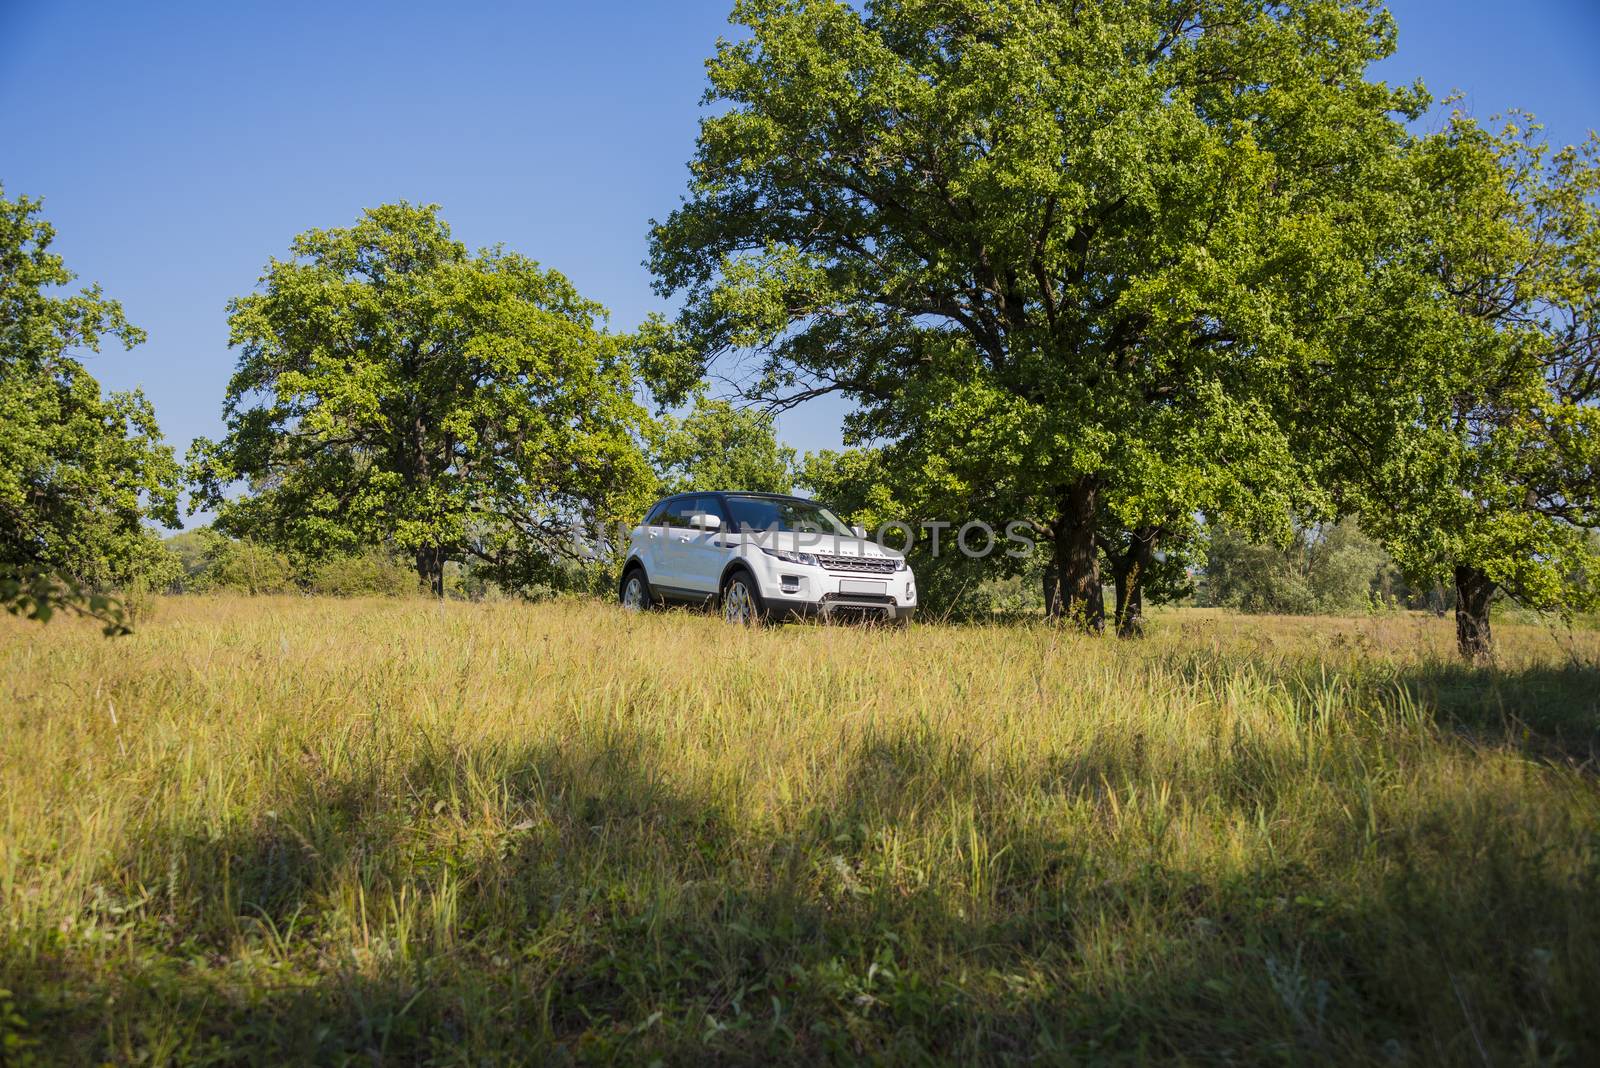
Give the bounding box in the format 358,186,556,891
3,597,1599,1065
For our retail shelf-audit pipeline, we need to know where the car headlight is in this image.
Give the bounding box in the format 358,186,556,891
894,557,909,571
761,546,819,566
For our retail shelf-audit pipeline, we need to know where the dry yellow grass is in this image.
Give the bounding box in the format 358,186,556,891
2,596,1597,1064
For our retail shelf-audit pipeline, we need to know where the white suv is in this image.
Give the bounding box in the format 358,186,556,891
618,492,916,624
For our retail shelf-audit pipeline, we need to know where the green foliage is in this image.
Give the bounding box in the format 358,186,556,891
0,184,179,613
0,566,131,635
160,529,212,591
796,449,902,530
1303,112,1600,651
165,529,489,599
1202,528,1315,616
655,395,796,494
1201,519,1400,616
115,545,184,625
1313,520,1402,612
648,0,1423,622
189,202,657,596
308,547,418,597
191,532,297,595
955,572,1047,618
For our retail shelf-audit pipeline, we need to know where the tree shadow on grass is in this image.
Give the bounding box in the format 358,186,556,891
1154,637,1600,768
9,721,1600,1065
1401,658,1600,763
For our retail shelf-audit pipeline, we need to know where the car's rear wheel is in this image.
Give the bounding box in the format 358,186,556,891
720,571,765,625
619,566,652,611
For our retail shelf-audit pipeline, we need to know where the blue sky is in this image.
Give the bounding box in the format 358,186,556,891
3,0,1597,526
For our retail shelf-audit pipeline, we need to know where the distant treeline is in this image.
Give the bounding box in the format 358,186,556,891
156,516,1435,617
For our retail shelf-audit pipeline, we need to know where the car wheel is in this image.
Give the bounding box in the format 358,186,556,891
620,567,652,611
720,571,765,625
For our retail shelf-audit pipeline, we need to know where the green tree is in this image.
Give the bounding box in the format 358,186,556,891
648,0,1420,630
1308,518,1395,612
795,448,901,528
1199,525,1312,615
189,203,658,596
655,395,796,494
1308,114,1600,659
1200,518,1394,615
0,185,179,631
1100,515,1201,636
162,529,212,591
308,546,417,597
190,531,297,595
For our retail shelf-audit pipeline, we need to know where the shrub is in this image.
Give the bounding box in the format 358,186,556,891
309,549,417,597
160,530,212,592
194,534,297,595
1201,519,1401,615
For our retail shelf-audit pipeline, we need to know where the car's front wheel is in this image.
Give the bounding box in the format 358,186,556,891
720,571,766,625
619,566,652,611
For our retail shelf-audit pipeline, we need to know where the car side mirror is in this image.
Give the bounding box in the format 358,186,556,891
690,512,722,531
851,525,866,538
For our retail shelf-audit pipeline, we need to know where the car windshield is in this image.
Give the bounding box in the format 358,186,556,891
724,496,853,536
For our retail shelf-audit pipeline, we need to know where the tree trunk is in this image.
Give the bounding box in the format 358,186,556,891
1453,563,1494,662
1112,526,1158,639
1043,478,1104,632
415,546,445,598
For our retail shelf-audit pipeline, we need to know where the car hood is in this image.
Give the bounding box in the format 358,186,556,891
736,531,903,561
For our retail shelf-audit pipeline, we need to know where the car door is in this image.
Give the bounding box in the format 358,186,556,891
631,500,670,577
652,496,698,593
677,494,731,595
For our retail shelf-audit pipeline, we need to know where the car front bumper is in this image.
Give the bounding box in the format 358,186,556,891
766,595,916,622
752,563,917,622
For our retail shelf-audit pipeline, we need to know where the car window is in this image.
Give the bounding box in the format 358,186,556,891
723,496,852,535
643,501,670,526
689,495,724,527
660,498,696,528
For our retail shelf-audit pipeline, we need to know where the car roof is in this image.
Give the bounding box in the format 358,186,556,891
718,492,815,503
657,491,815,505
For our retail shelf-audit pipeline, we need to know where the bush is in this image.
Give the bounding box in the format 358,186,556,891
309,549,417,597
1200,519,1400,615
1198,526,1310,614
160,530,212,592
194,534,297,595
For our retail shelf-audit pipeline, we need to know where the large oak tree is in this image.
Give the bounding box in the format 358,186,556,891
1304,114,1600,659
648,0,1422,628
0,186,179,630
190,203,657,595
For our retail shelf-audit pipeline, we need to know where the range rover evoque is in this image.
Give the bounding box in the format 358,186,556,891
617,492,916,624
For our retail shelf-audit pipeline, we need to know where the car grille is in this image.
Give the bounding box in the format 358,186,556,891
816,553,898,575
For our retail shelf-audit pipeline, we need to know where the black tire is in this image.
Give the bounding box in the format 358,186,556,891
719,569,767,625
619,565,653,611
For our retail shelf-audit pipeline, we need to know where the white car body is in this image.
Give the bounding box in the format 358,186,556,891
619,492,916,623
